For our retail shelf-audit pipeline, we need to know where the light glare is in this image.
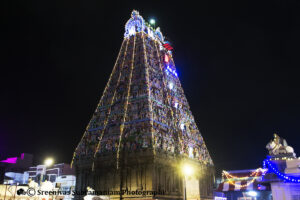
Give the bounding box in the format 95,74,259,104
150,19,155,25
44,158,54,166
168,82,174,90
247,191,257,197
182,164,193,176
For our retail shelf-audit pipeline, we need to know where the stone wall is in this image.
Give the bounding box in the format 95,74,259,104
74,151,214,200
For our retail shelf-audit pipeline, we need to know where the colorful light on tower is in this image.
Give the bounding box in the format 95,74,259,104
163,41,173,50
165,65,178,77
168,82,174,90
149,19,155,26
164,54,169,63
72,11,214,195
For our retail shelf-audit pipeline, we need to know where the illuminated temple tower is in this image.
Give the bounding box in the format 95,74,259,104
72,10,214,200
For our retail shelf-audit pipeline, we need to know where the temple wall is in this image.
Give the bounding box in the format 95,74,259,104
74,152,214,200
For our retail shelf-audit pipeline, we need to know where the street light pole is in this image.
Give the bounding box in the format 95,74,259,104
182,164,194,200
183,175,187,200
41,158,54,184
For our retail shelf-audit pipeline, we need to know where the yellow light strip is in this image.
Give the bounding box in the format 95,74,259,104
222,168,267,189
71,40,126,168
92,39,129,170
168,55,212,164
153,41,178,153
167,55,186,155
226,176,258,188
222,168,265,180
117,35,136,169
142,33,156,155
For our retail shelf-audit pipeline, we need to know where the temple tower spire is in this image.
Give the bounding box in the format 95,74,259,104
73,10,214,200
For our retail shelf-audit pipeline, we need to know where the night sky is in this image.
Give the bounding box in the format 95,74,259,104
1,0,300,174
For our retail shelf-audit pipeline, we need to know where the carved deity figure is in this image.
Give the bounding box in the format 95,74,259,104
266,133,295,157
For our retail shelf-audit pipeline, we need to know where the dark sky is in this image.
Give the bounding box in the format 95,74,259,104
1,0,300,174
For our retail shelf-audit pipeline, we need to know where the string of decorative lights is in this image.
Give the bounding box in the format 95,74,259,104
222,168,266,180
154,40,179,154
263,157,300,183
72,10,213,167
226,176,258,188
168,54,213,163
165,65,178,77
222,168,267,189
93,38,129,170
142,33,156,155
71,39,127,168
167,54,187,154
117,35,136,169
165,55,181,152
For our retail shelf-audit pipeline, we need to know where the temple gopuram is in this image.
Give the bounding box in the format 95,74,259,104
72,10,214,200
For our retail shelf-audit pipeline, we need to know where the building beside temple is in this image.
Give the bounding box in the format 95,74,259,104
0,153,33,184
0,157,76,200
0,153,75,195
217,168,271,200
25,163,75,185
262,134,300,199
72,10,214,200
216,134,300,200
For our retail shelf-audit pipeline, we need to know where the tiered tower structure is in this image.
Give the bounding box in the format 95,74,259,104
72,10,214,200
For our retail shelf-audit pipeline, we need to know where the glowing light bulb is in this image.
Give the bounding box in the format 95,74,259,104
149,19,155,25
168,82,174,90
180,123,185,130
164,54,169,63
182,164,193,176
247,191,257,197
44,158,54,167
174,102,178,108
189,147,194,158
129,26,135,36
